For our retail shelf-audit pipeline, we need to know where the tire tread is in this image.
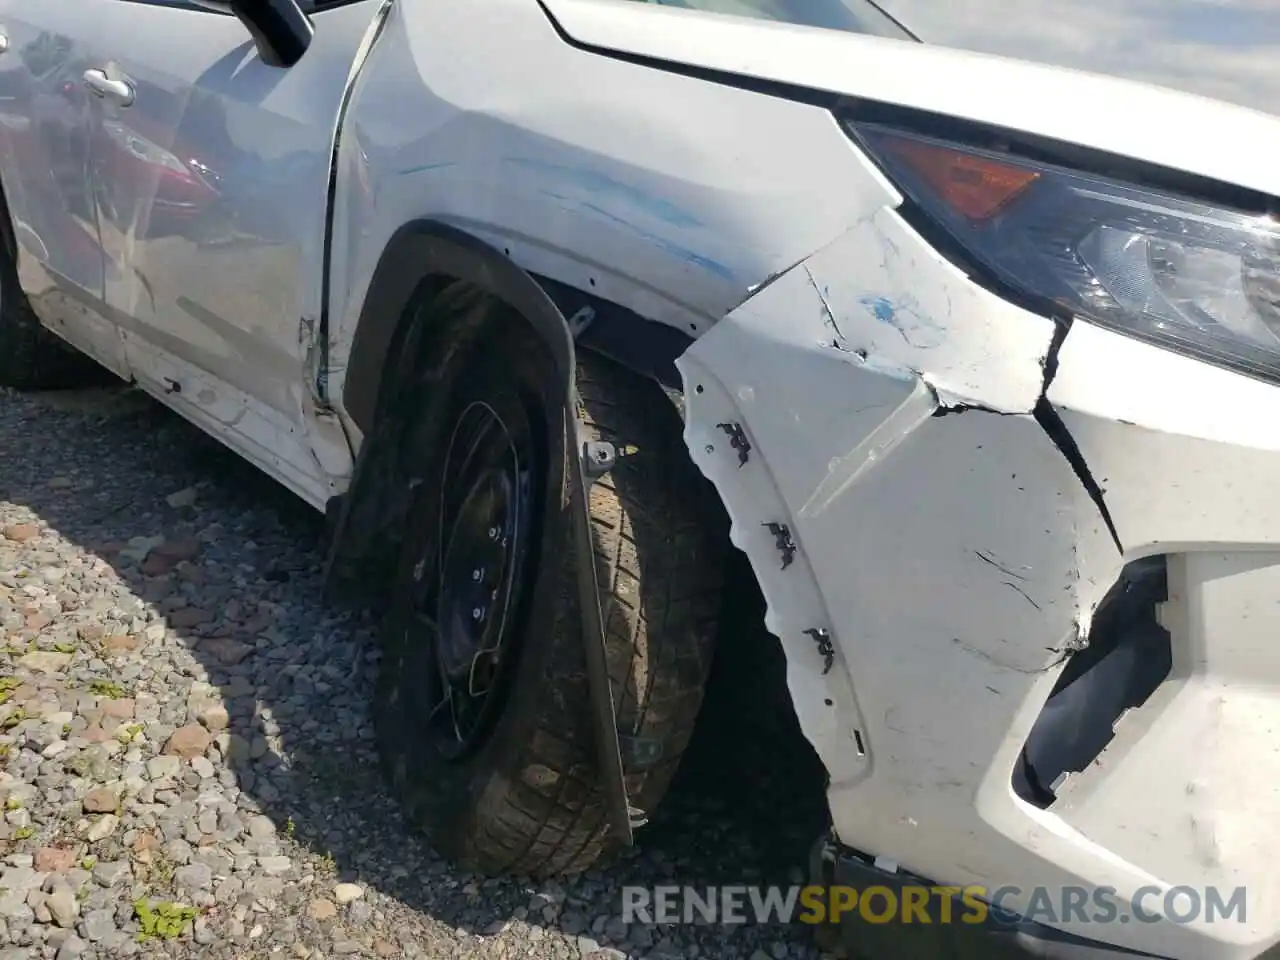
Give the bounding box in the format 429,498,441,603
465,351,722,875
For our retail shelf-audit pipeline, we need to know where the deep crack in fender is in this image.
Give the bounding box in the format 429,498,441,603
675,201,1129,890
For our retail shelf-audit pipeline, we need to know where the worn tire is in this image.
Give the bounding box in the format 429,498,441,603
375,302,723,877
0,242,100,390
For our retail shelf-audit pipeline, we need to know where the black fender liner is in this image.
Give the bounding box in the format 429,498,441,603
326,220,638,845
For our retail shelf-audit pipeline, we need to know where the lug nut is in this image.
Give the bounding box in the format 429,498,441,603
472,607,484,621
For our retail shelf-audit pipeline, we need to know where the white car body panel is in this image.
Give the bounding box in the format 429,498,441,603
3,1,1280,957
85,0,378,509
325,0,903,424
543,0,1280,195
680,229,1280,957
0,1,130,378
0,0,379,510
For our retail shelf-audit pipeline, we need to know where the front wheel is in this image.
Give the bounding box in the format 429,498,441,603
375,301,724,876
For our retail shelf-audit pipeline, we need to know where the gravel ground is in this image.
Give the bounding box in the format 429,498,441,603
0,383,833,960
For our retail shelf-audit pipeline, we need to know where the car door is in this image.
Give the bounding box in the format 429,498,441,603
0,2,129,377
82,0,379,509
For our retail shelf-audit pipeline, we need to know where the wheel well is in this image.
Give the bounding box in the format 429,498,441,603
339,223,695,439
534,275,694,394
338,222,573,438
668,543,833,860
325,263,697,610
329,220,697,602
327,223,829,847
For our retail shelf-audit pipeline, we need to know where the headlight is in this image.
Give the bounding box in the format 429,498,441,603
848,121,1280,382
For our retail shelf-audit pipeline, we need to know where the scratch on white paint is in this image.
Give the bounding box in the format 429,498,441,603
798,377,936,519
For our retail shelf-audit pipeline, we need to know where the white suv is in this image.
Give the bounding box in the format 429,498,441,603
0,2,1277,958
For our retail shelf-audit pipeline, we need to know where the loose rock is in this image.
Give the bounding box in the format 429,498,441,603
260,856,292,877
78,908,115,942
56,935,87,959
165,487,198,508
34,849,76,874
101,634,139,656
174,862,213,892
162,725,210,759
90,861,129,887
82,788,118,814
85,815,118,843
333,883,364,905
166,608,211,629
45,887,78,928
190,755,215,778
16,652,71,675
195,702,229,732
145,756,180,780
308,899,337,922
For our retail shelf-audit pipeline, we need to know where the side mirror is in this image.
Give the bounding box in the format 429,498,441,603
190,0,314,68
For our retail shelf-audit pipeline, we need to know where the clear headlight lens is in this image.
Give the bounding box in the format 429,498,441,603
850,122,1280,381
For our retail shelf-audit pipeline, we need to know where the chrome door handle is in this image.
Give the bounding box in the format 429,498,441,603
82,69,134,107
0,34,9,54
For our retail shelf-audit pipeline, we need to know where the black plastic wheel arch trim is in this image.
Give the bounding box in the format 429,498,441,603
330,220,636,845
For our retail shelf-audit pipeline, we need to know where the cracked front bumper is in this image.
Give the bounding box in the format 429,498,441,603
678,205,1280,960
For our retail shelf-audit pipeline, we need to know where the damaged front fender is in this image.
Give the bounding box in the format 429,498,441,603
675,202,1163,943
680,182,1280,955
780,206,1056,415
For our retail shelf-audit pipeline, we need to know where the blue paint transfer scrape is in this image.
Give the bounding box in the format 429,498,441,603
580,202,733,281
860,295,897,326
503,157,702,229
857,294,944,349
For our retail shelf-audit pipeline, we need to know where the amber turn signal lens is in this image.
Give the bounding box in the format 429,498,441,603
879,135,1040,221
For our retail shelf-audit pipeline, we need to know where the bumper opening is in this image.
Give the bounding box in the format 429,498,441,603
1013,556,1171,808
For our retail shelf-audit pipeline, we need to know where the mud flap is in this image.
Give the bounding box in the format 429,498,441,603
542,298,638,845
532,303,639,848
570,430,643,846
